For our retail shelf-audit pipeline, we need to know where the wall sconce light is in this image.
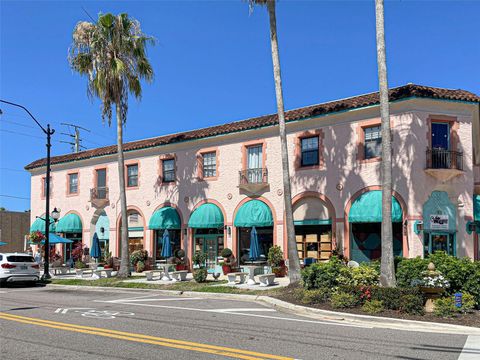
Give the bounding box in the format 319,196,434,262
183,228,188,236
466,221,478,235
224,225,231,236
413,220,423,235
100,227,105,235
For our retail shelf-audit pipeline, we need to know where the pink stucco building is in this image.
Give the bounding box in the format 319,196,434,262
26,84,480,267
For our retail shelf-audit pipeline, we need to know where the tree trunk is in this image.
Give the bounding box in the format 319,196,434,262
375,0,396,287
267,1,301,284
116,104,130,278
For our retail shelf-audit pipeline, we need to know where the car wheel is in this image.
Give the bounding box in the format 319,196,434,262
0,279,7,287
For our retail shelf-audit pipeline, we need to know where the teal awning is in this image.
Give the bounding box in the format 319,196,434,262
56,213,83,233
474,195,480,221
294,219,331,226
234,199,273,227
149,207,181,230
30,216,56,234
349,191,402,223
188,203,224,229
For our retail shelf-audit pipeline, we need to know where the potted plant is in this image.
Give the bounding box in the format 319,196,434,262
416,262,450,313
74,260,87,276
29,231,45,244
130,249,148,273
103,251,113,269
173,249,187,271
268,245,287,277
192,251,207,283
220,248,235,275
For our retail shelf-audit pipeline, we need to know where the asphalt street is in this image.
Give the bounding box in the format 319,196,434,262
0,285,474,359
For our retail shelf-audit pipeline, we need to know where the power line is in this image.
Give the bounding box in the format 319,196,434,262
0,167,25,173
0,194,30,200
0,128,63,144
61,123,91,153
0,118,36,129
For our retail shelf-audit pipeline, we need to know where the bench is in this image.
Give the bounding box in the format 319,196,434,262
171,270,188,282
93,269,113,278
227,272,248,285
144,270,162,281
52,266,69,275
258,273,276,287
75,269,93,278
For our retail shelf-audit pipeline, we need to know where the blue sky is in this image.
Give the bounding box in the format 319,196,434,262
1,0,479,211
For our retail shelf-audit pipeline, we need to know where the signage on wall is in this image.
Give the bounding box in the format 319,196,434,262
429,214,449,230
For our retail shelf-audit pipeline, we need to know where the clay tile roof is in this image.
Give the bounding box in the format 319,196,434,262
25,84,480,170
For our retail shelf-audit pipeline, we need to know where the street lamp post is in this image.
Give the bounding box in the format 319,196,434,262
0,99,55,279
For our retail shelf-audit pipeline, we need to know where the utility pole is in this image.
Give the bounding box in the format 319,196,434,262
60,123,90,153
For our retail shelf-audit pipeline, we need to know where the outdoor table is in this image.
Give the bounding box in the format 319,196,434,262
242,262,266,285
156,263,174,281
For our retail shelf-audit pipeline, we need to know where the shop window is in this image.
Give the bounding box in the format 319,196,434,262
162,159,175,183
364,125,382,159
202,152,217,178
126,164,138,187
300,136,319,167
295,225,331,261
68,173,78,194
424,233,456,257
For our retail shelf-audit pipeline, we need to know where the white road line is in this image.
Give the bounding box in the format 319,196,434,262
94,300,371,328
211,308,276,313
108,297,203,303
458,335,480,359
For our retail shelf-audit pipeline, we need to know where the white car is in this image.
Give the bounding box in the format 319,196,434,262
0,253,40,285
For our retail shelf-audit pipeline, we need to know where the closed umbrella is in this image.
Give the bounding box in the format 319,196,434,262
90,233,101,260
161,229,172,258
0,241,7,246
249,226,260,261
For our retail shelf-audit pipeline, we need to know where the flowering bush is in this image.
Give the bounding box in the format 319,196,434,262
71,242,84,262
29,231,45,244
130,249,148,265
419,270,450,289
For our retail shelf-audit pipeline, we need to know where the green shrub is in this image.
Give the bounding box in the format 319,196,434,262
462,262,480,308
361,300,384,314
130,249,148,265
301,256,344,290
292,287,306,301
220,248,233,258
395,257,428,287
74,260,87,269
193,268,208,283
399,294,425,315
434,296,457,317
301,288,331,304
427,252,474,294
267,245,284,267
331,292,357,309
193,251,207,266
136,260,145,273
460,292,476,313
370,287,422,310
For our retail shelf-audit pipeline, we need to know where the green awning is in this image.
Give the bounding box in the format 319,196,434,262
188,203,224,229
30,216,56,234
56,213,83,233
234,199,273,227
294,219,331,226
349,191,402,223
474,195,480,221
149,207,181,230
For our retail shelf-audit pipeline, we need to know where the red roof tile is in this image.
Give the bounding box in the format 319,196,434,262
25,84,480,170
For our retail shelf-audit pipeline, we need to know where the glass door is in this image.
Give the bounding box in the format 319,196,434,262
247,145,263,183
431,123,450,168
424,232,456,256
194,234,224,270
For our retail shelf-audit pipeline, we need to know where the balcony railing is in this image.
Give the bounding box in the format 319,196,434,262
239,168,268,191
426,148,463,171
90,186,109,202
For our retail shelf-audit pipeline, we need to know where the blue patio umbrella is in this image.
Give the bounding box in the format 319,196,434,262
249,226,260,261
161,229,172,258
90,232,101,259
0,241,7,246
31,233,73,245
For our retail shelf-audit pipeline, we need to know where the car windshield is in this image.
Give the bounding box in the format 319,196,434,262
7,255,35,263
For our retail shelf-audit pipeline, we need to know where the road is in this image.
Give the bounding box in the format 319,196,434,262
0,285,475,359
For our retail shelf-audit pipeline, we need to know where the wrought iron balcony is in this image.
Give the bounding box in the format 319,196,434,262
90,186,109,207
238,168,269,192
425,148,464,182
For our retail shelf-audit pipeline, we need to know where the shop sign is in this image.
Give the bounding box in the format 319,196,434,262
429,214,449,230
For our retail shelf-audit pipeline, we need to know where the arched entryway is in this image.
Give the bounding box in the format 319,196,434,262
188,202,225,270
117,207,146,257
234,199,274,265
90,209,110,260
149,206,182,261
345,189,406,263
292,192,335,263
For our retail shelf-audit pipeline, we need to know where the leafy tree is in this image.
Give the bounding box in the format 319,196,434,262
69,13,154,277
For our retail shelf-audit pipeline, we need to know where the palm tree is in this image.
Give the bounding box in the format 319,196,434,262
375,0,396,287
248,0,301,283
69,13,154,278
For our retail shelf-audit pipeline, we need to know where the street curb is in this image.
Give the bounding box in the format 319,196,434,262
46,284,480,335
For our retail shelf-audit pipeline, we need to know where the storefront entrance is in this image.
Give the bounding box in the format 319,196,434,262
194,231,224,270
424,232,456,256
237,227,273,265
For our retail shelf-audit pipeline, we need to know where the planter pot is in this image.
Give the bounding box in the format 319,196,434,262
104,265,112,270
222,264,231,275
273,266,286,278
419,287,445,313
176,264,186,271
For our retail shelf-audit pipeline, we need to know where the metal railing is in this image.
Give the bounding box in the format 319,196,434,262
239,168,268,185
426,148,463,171
90,186,109,201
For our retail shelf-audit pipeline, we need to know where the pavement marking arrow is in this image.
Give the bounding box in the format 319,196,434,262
54,307,95,314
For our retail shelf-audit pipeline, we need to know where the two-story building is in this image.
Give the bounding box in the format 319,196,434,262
25,84,480,266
